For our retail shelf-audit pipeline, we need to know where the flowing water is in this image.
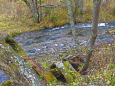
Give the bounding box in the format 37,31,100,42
0,70,9,83
14,22,115,58
0,22,115,84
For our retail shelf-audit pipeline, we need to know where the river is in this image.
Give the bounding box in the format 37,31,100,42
0,22,115,84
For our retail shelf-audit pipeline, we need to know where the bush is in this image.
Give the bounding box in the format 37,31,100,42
50,15,58,23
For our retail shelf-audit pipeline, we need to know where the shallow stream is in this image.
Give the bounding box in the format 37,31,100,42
0,22,115,84
15,22,115,58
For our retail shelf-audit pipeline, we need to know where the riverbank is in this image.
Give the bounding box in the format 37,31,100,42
0,0,115,37
14,23,115,86
14,22,115,60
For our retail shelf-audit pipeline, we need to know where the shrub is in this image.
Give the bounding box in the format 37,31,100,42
50,15,58,23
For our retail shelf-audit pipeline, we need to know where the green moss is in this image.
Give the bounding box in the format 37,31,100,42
0,22,10,28
63,61,73,83
4,35,26,56
11,32,22,37
0,38,28,86
27,61,32,68
109,30,115,34
0,80,24,86
10,63,17,71
42,62,51,69
0,80,13,86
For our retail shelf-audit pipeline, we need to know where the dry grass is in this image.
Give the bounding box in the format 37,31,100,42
89,43,115,73
0,0,115,37
45,43,115,86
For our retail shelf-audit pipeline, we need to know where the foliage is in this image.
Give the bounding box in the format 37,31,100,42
4,35,26,56
45,8,51,16
109,29,115,34
42,62,51,69
63,61,73,83
50,15,58,23
37,0,44,3
27,61,33,68
42,43,115,86
1,80,13,86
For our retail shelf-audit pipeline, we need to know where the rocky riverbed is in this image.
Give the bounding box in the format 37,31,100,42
0,22,115,84
0,70,9,84
15,23,115,60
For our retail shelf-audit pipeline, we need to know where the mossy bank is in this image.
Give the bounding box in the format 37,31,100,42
0,34,45,86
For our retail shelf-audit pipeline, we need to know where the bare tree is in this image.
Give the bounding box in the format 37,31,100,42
74,0,84,19
105,0,109,5
24,0,39,23
74,0,80,19
80,0,84,14
39,0,42,21
66,0,81,54
101,0,109,6
80,0,102,74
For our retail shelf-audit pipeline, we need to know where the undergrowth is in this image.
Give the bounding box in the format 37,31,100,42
0,0,115,36
40,43,115,86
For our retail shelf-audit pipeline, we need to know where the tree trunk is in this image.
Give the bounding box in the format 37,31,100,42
80,0,101,74
74,0,80,19
66,0,81,54
101,0,109,6
80,0,84,14
24,0,39,23
0,34,45,86
32,0,39,23
105,0,109,5
39,0,42,21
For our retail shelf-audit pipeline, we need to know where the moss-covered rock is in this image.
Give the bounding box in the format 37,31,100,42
1,80,13,86
0,80,22,86
0,34,45,86
0,34,29,85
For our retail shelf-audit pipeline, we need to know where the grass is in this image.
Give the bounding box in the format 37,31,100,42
46,43,115,86
0,0,114,37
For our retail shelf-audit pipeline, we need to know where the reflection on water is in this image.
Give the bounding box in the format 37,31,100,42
0,70,9,84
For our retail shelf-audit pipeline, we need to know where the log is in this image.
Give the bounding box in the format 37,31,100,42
50,63,66,83
23,57,55,82
40,5,66,8
63,55,85,71
0,34,46,86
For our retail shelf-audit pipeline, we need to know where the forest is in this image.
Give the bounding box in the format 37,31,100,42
0,0,115,86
